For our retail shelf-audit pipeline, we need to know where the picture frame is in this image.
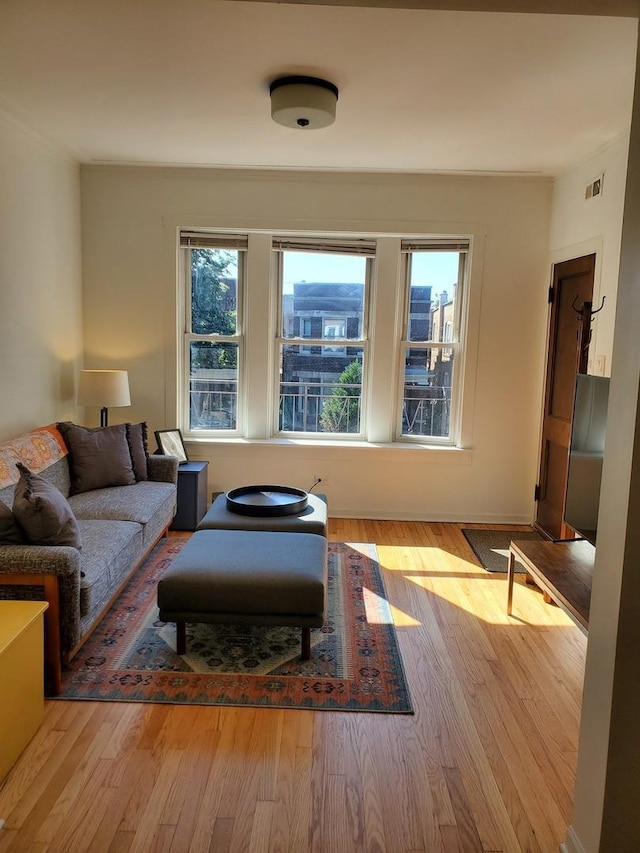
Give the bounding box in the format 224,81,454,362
155,428,189,463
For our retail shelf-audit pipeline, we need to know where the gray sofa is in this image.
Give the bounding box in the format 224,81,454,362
0,424,178,692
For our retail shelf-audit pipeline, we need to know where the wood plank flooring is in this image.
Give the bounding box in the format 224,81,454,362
0,520,586,852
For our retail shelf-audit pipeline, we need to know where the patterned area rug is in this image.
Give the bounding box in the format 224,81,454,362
58,538,413,713
462,528,544,573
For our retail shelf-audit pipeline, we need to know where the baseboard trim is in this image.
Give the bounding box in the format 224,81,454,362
561,826,587,853
329,509,533,524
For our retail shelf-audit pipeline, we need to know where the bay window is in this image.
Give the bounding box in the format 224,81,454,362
179,231,471,448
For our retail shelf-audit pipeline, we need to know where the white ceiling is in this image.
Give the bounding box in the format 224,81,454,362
0,0,637,176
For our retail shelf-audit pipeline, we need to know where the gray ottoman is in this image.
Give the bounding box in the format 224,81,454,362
197,492,328,537
157,529,328,660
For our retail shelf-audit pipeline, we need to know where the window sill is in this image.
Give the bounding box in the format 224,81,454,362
184,435,473,464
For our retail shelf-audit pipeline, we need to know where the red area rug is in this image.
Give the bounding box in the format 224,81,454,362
58,538,413,713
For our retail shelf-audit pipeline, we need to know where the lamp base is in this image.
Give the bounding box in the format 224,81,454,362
100,408,108,428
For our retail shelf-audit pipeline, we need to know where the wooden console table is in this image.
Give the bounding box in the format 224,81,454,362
507,538,595,633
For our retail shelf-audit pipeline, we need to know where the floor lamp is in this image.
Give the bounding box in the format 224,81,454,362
78,370,131,427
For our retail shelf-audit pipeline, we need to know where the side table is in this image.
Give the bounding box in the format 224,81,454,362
171,460,209,531
507,538,593,633
0,600,49,782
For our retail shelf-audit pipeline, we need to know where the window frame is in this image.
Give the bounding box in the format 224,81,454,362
177,229,477,450
396,243,469,445
273,240,374,439
181,234,246,436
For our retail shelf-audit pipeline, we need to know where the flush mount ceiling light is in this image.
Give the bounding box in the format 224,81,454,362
270,76,339,130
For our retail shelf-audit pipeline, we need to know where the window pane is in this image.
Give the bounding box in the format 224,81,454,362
282,251,366,339
402,347,454,438
189,341,238,430
408,252,459,342
190,248,238,335
279,345,364,434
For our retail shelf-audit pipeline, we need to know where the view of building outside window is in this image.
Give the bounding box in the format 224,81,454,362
279,251,368,434
401,251,461,439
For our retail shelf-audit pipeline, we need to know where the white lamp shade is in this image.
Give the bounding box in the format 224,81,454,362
270,76,338,130
78,370,131,408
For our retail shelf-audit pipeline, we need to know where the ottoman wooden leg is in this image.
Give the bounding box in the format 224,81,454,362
176,621,186,655
301,627,311,660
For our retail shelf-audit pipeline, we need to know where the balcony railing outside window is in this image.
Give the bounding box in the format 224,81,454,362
402,387,451,437
190,378,237,430
189,377,450,437
279,381,361,433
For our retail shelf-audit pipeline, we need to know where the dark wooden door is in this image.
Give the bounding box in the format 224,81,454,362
535,254,595,540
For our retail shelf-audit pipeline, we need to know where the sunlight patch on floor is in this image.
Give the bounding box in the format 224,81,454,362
377,545,489,574
362,586,420,626
373,543,583,629
402,572,579,628
388,602,422,627
374,545,440,571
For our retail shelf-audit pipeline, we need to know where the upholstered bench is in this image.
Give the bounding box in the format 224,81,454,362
197,492,328,537
157,529,328,659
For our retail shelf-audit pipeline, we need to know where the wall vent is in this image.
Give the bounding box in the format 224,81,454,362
585,174,604,200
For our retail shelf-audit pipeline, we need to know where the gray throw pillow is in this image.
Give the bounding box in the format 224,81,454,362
12,463,82,549
59,423,136,494
0,499,26,544
126,422,149,481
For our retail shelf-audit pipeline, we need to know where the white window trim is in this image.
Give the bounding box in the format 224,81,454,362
176,226,483,451
181,238,246,437
395,242,471,446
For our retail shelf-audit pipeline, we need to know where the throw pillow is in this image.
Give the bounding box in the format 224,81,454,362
58,423,136,494
12,463,82,549
126,422,149,481
0,499,26,545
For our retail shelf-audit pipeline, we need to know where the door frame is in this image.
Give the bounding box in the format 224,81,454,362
534,249,600,539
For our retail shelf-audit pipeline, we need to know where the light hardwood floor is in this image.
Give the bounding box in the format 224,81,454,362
0,520,586,853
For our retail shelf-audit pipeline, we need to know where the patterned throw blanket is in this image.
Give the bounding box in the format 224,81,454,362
0,425,68,491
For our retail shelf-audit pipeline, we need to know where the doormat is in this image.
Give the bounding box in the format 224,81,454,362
462,528,544,573
58,538,413,713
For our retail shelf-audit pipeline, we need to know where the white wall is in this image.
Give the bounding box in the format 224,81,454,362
549,132,630,376
80,166,552,521
0,112,83,443
548,116,640,853
563,108,640,853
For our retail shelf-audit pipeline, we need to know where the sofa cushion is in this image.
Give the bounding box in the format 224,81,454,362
126,422,149,481
0,499,25,544
76,519,143,618
12,463,82,549
59,423,136,494
69,481,176,524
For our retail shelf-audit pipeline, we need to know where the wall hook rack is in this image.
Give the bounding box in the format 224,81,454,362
572,296,606,366
571,295,606,320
